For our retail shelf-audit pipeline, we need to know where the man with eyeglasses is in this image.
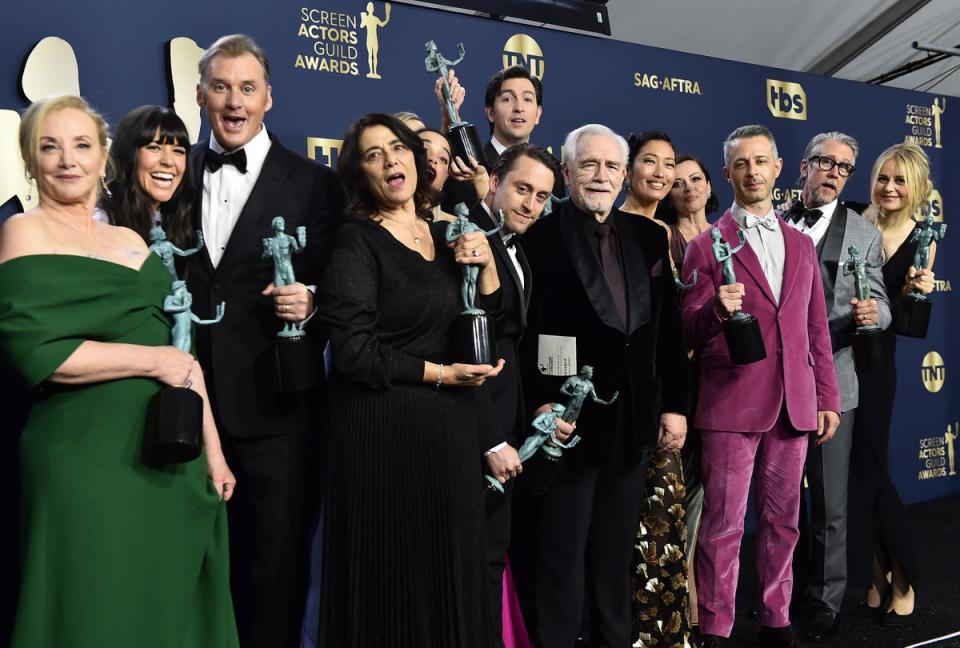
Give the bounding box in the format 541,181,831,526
785,131,891,643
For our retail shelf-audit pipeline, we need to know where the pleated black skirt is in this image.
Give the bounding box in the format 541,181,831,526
318,382,492,648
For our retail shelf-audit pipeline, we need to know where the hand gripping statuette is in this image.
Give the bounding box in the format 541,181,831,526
445,203,503,364
711,227,766,364
842,244,889,369
150,280,225,464
425,39,484,166
894,213,947,338
517,365,619,496
263,216,319,391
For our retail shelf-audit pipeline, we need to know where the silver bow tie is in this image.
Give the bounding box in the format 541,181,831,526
744,214,778,231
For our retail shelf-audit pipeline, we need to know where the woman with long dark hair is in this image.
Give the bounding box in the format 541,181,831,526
316,113,503,647
103,105,197,251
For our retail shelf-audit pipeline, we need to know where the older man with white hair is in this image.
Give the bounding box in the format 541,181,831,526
514,124,688,647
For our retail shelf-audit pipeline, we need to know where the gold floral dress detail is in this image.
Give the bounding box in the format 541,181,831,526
631,449,690,648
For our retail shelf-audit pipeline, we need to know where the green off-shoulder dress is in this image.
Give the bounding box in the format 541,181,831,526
0,254,238,648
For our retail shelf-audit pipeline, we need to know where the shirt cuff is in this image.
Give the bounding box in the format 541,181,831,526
484,441,508,456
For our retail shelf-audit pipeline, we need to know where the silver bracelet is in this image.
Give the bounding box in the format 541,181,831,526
436,364,444,389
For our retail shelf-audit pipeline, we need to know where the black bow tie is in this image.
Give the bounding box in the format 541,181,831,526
206,148,247,174
787,202,823,228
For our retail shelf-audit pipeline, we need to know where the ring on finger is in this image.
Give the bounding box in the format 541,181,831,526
471,249,479,257
183,367,193,389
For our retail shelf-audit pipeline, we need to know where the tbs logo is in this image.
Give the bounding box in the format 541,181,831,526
767,79,807,121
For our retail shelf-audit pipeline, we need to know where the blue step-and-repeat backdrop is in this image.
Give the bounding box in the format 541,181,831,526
1,0,957,504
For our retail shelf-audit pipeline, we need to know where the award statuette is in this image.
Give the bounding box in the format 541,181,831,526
515,365,619,497
711,228,766,365
425,39,484,166
148,225,204,278
150,280,225,464
894,213,946,338
262,216,318,391
842,244,890,369
445,203,503,364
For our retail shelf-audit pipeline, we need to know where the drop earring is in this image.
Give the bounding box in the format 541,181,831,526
100,174,112,198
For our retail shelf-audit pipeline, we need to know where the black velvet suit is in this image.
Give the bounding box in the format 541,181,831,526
469,202,531,644
187,134,342,648
513,201,687,647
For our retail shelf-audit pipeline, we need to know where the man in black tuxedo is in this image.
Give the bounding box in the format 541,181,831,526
187,34,341,648
466,143,563,643
440,65,562,211
516,124,688,647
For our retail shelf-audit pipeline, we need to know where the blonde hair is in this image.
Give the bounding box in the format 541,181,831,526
869,142,933,222
19,95,109,185
199,34,270,87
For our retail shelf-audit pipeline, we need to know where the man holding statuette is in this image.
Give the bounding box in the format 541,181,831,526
679,125,840,648
783,131,890,642
186,34,342,648
516,124,687,648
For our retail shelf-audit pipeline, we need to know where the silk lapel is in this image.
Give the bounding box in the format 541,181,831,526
817,204,848,306
483,141,500,170
557,203,626,332
191,142,216,274
470,203,527,326
719,212,777,306
616,212,651,334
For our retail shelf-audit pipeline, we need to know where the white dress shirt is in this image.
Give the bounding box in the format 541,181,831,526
787,199,837,248
202,126,272,268
730,203,785,303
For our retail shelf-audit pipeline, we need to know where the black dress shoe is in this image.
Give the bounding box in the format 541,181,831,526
757,625,805,648
882,607,916,627
698,634,728,648
800,608,840,642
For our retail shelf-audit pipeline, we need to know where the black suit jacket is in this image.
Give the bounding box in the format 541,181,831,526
519,202,688,469
468,201,531,450
187,135,343,438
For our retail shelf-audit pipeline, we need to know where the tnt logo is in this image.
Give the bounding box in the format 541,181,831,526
502,34,545,80
922,351,946,393
766,79,807,121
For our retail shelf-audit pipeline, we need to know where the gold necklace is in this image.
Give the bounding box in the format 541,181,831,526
383,216,424,245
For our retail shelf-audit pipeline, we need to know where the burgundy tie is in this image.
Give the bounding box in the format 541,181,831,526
595,222,627,326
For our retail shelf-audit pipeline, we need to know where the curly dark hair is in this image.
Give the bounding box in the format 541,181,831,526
103,105,197,249
337,113,438,222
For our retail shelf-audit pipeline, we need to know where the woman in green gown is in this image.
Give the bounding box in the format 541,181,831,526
0,95,239,648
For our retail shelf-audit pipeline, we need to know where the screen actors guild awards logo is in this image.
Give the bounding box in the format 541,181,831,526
360,1,391,79
766,79,806,121
932,97,945,149
921,351,945,393
502,34,544,80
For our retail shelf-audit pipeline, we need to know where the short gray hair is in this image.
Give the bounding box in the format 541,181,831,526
561,123,628,169
801,131,859,163
199,34,270,86
722,124,778,167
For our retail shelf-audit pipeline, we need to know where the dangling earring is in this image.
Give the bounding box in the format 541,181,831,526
24,174,33,203
100,174,112,198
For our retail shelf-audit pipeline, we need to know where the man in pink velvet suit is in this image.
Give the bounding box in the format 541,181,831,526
679,125,840,648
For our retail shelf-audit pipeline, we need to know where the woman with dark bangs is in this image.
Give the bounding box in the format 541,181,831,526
103,105,198,255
